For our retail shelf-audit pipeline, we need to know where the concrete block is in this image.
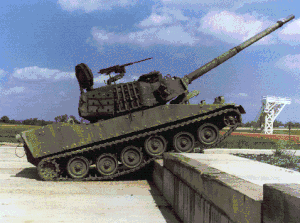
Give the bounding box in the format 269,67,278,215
163,168,174,206
153,172,163,194
183,153,300,186
202,176,261,223
189,189,195,223
153,159,164,178
183,182,192,223
204,200,211,222
194,193,204,223
153,160,164,193
263,183,300,223
177,179,184,221
174,176,179,217
163,153,263,223
220,214,230,223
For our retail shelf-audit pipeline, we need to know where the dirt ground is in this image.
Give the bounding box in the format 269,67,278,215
0,146,181,223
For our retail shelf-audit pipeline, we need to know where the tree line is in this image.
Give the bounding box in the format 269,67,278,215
0,115,85,126
239,120,299,128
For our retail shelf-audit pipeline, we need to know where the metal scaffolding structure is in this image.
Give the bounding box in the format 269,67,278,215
259,96,291,134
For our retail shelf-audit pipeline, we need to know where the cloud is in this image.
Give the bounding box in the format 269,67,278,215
160,0,276,10
0,69,6,79
94,75,110,84
86,6,199,49
2,86,25,95
199,11,276,44
138,8,189,28
89,25,197,48
275,54,300,75
238,93,248,97
226,92,249,98
277,18,300,45
88,7,287,49
86,3,296,50
12,66,76,81
58,0,137,12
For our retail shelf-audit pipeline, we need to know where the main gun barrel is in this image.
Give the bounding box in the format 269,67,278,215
182,15,295,85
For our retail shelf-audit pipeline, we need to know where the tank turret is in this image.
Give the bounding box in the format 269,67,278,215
76,15,294,123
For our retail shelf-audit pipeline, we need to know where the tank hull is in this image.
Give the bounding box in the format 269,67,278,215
20,103,245,167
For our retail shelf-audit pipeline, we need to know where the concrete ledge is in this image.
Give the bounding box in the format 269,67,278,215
263,183,300,223
163,153,262,223
152,160,164,194
203,148,300,155
152,152,300,223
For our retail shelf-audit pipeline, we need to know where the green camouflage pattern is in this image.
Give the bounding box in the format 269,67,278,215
22,103,245,159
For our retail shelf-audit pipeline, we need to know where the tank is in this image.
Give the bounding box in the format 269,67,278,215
16,15,294,181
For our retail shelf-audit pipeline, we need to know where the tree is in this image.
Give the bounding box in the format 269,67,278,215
40,120,47,126
69,115,80,124
54,114,79,123
60,114,68,123
0,116,9,123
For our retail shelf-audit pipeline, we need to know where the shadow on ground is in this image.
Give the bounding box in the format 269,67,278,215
147,180,182,223
14,167,39,180
13,161,156,182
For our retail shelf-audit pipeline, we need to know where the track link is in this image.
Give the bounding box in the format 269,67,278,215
38,108,240,181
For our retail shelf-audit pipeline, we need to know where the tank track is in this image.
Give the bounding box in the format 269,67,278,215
38,108,240,181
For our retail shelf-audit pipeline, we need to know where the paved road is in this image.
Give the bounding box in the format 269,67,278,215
0,147,181,223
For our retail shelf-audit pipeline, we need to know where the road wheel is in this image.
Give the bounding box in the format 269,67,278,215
197,123,219,145
144,135,167,157
67,156,90,179
37,160,58,181
121,146,143,169
173,131,195,153
96,153,118,176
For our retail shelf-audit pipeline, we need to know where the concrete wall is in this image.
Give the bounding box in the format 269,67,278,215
263,184,300,223
152,153,300,223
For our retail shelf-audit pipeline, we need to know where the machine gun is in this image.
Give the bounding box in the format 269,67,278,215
98,57,153,85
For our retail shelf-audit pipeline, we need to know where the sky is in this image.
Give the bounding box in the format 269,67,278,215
0,0,299,124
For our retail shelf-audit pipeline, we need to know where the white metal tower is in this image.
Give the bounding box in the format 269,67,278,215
260,96,291,134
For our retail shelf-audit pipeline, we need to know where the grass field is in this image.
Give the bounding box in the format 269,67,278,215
0,124,40,143
218,135,300,150
223,127,300,135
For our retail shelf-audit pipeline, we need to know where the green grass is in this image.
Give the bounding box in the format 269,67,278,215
217,135,300,150
0,125,40,143
233,153,300,172
228,128,300,135
233,139,300,172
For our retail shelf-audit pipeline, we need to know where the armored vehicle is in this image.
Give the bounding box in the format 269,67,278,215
16,15,294,181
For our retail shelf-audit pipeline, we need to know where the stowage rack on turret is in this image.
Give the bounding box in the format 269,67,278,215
16,15,295,181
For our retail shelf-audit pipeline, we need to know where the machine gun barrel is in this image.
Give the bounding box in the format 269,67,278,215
182,15,295,85
98,57,153,75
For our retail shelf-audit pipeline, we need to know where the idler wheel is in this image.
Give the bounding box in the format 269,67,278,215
67,156,90,179
121,146,143,169
197,123,219,145
144,135,167,157
223,112,239,126
173,131,195,153
37,160,58,181
96,153,118,176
